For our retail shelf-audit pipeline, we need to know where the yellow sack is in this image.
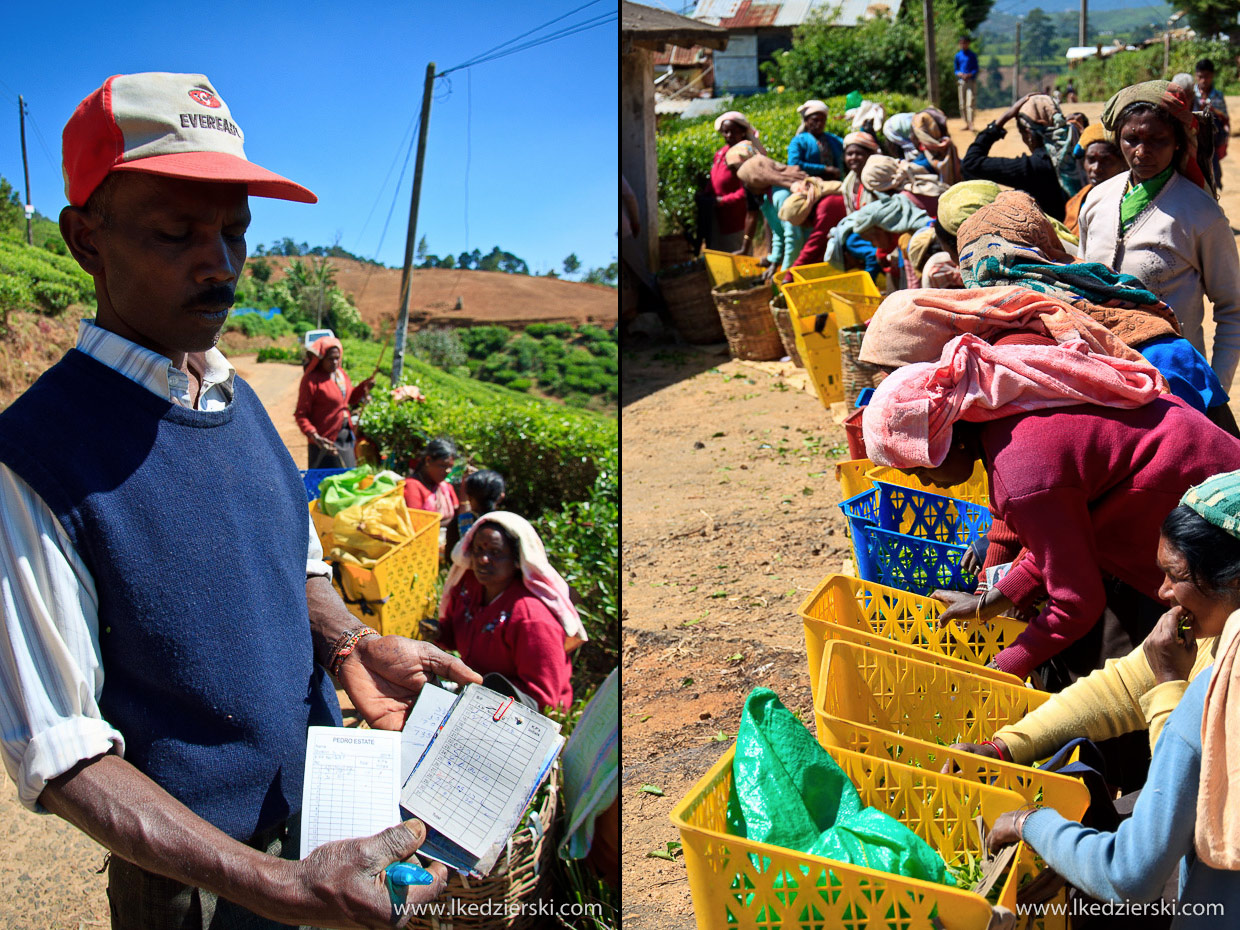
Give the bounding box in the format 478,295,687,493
328,486,418,568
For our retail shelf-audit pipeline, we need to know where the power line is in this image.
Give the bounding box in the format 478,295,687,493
438,0,607,76
354,111,419,246
443,13,615,74
352,101,425,306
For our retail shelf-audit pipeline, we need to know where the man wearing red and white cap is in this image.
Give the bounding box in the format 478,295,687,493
0,73,477,928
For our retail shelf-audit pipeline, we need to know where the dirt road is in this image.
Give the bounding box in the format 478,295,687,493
620,97,1240,927
231,354,310,467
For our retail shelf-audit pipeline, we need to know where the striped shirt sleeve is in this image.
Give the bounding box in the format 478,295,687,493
0,464,125,811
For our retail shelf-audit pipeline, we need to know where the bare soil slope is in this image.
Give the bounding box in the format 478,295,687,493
261,257,618,332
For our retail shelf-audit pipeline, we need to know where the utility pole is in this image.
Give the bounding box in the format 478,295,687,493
391,62,436,388
19,96,32,245
922,0,940,108
1014,22,1022,101
1078,0,1088,47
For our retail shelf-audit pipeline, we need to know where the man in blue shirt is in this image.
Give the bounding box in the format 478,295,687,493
955,36,980,132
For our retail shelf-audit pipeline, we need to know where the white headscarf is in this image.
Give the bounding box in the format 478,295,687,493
441,511,588,651
796,99,829,135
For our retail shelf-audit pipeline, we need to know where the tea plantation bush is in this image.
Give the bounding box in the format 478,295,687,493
355,357,617,688
657,90,928,239
411,323,618,404
1072,40,1236,102
0,240,95,316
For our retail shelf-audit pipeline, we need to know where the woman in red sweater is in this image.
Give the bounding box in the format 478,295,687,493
294,337,373,468
930,396,1240,686
403,437,463,555
436,513,588,711
709,111,758,253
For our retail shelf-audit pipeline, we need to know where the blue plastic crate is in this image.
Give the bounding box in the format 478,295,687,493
838,482,992,595
300,468,349,502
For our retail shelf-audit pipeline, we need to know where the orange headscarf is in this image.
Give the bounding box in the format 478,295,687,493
307,336,344,374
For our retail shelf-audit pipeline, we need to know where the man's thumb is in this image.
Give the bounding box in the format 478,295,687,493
376,820,426,862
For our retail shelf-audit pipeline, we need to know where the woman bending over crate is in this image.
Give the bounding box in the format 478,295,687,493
987,474,1240,922
434,513,587,711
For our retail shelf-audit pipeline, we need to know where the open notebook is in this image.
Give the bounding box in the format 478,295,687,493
299,683,562,877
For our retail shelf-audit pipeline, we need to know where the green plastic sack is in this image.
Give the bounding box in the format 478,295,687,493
318,466,402,517
846,90,864,110
726,688,955,887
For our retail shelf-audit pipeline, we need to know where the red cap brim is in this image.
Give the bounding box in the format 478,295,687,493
111,151,317,203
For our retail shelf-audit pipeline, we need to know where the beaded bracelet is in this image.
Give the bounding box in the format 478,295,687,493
329,627,379,677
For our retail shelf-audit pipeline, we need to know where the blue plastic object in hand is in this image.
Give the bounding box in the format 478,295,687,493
386,862,435,886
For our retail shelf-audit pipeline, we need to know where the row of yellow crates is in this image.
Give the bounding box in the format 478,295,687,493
702,248,883,409
669,460,1077,928
671,573,1082,929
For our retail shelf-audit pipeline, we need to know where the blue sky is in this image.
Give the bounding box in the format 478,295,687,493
0,1,618,276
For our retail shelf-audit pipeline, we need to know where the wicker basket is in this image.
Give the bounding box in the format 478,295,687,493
768,292,803,367
840,324,887,409
406,775,559,930
658,234,696,268
657,259,725,344
711,276,783,361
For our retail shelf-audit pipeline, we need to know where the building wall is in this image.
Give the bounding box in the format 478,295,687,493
714,32,759,95
621,46,658,276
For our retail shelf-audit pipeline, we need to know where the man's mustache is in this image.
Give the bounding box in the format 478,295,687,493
185,286,236,312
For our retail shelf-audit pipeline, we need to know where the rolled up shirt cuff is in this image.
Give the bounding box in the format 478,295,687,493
13,716,125,813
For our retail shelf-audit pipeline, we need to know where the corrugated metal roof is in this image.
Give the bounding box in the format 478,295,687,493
653,45,712,66
691,0,901,28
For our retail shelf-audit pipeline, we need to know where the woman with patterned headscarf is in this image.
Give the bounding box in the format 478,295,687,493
962,93,1069,220
1080,80,1240,393
958,189,1233,426
911,108,962,185
987,470,1240,918
787,99,844,181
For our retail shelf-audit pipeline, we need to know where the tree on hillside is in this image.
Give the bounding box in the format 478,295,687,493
957,0,995,32
0,178,22,241
562,253,581,278
416,236,429,264
1022,8,1055,63
765,0,964,110
249,258,272,283
1183,0,1240,38
457,251,475,270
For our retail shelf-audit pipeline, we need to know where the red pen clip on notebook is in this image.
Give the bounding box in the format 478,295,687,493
493,697,514,721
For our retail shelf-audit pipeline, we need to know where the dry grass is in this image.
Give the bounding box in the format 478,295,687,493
0,309,83,412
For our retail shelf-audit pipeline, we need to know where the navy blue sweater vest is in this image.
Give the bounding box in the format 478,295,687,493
0,349,340,840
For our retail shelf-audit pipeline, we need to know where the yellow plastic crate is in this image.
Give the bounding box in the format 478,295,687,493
671,742,1038,930
782,272,882,409
834,457,991,508
702,248,764,289
815,714,1089,828
310,499,440,639
786,261,838,283
816,639,1052,751
800,573,1029,697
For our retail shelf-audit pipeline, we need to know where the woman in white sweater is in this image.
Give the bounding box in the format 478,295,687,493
1079,81,1240,398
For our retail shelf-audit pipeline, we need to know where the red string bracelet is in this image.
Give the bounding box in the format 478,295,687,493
980,739,1009,762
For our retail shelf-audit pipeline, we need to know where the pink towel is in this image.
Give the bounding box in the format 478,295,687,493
857,285,1152,371
862,333,1164,468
